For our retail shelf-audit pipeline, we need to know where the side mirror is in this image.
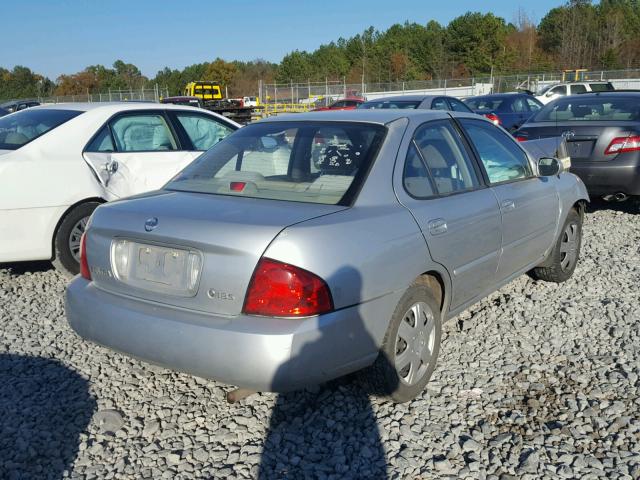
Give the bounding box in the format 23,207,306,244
260,136,278,150
545,92,553,97
537,157,563,177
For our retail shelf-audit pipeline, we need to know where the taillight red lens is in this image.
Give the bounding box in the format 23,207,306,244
243,258,333,317
605,135,640,155
515,135,528,142
230,181,246,192
484,113,501,125
80,233,91,280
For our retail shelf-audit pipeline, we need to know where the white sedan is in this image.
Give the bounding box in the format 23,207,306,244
0,102,239,274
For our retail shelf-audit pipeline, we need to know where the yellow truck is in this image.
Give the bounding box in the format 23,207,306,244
184,81,223,100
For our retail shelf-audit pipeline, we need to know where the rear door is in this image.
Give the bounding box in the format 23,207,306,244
83,110,196,199
396,119,502,309
459,118,558,280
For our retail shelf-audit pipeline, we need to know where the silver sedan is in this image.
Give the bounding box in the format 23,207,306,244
66,110,589,402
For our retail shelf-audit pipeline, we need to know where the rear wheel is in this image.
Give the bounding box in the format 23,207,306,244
532,208,582,283
367,282,442,403
52,202,100,277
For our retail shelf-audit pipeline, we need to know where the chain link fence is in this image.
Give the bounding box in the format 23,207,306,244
35,85,169,104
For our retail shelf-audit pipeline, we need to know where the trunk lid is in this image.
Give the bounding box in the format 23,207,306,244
517,122,640,162
86,190,347,316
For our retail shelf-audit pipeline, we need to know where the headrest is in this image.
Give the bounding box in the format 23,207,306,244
420,144,449,169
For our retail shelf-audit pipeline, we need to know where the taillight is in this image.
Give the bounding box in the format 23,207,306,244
515,135,528,142
605,135,640,155
484,113,501,125
80,233,91,280
230,181,246,192
243,258,333,317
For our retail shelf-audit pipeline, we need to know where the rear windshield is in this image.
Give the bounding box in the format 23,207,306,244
589,83,614,92
359,101,420,109
0,109,83,150
533,96,640,122
463,98,504,111
166,121,386,205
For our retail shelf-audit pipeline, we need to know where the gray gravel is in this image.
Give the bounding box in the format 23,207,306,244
1,203,639,479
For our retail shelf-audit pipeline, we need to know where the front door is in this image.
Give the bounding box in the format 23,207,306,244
395,119,502,309
458,118,559,281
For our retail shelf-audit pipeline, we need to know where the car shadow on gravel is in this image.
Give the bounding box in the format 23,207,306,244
0,261,54,276
258,267,394,479
586,197,639,214
0,354,96,479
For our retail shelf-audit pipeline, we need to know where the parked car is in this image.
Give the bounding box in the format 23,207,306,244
0,103,239,275
0,107,9,118
242,96,259,107
359,94,473,113
515,92,640,200
313,98,364,111
66,109,588,403
0,99,41,113
464,93,543,131
536,81,614,105
160,96,203,108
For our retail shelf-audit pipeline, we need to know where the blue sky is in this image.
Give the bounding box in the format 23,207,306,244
3,0,564,79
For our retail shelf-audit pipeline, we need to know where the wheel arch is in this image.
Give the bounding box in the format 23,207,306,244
50,197,106,259
415,268,450,318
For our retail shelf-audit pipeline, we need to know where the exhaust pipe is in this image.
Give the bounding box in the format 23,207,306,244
603,192,628,202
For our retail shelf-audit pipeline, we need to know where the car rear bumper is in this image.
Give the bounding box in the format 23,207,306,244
570,153,640,196
66,278,384,392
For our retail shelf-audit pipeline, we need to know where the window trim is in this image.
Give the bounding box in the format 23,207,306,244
402,118,487,200
83,109,184,154
454,117,535,187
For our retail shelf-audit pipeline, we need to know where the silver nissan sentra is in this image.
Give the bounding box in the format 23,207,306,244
66,110,589,402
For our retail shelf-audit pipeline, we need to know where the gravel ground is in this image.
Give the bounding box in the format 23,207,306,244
1,202,639,479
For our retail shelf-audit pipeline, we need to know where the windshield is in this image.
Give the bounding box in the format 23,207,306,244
359,100,420,109
533,96,640,122
463,98,504,112
166,121,386,205
0,109,83,150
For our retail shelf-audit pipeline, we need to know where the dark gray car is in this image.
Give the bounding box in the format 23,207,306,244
66,110,589,403
516,92,640,200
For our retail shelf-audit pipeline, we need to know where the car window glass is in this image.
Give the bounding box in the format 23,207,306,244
448,98,471,112
176,113,235,150
413,121,480,195
403,142,434,197
464,98,503,111
460,119,531,184
511,98,528,112
534,97,640,122
572,84,587,94
168,121,386,205
431,98,448,110
550,86,567,96
86,126,115,152
526,98,542,112
332,101,346,108
0,108,82,150
110,114,177,152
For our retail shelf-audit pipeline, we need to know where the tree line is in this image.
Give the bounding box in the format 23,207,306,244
2,0,639,101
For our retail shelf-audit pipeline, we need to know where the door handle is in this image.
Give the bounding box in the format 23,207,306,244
501,199,515,211
428,218,448,235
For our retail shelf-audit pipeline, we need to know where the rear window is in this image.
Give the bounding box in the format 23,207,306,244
359,101,420,109
533,96,640,122
463,98,504,112
0,108,82,150
166,121,386,205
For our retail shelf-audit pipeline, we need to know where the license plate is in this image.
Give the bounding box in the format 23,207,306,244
111,239,202,296
567,140,594,159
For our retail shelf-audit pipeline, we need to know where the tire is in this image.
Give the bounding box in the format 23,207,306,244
52,202,100,277
366,281,442,403
532,208,582,283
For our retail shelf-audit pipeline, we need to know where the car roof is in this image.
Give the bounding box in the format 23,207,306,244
364,94,445,102
24,102,209,113
467,93,525,99
255,109,461,125
558,92,640,99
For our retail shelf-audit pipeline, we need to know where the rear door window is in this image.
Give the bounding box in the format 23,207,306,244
448,98,472,113
175,113,235,150
460,118,532,184
526,98,542,112
431,98,448,110
109,114,177,152
412,120,480,195
571,84,587,94
511,98,528,112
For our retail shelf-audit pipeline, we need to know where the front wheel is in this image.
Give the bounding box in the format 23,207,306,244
532,208,582,283
366,282,442,403
52,202,100,277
